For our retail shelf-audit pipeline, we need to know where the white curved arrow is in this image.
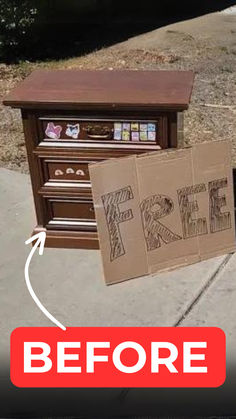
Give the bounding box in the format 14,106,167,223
25,232,66,331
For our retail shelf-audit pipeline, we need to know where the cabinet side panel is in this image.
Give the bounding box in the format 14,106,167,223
168,112,178,148
21,110,47,226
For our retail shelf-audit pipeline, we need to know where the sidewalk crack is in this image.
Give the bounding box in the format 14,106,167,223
174,253,233,327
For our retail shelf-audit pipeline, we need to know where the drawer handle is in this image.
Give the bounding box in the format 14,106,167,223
84,124,113,140
89,206,95,212
87,133,111,139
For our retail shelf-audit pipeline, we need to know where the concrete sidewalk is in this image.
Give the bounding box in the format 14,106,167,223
1,167,236,362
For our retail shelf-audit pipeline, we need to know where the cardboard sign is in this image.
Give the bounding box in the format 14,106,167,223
89,141,236,284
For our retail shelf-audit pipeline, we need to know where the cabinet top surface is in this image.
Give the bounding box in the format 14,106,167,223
3,69,194,110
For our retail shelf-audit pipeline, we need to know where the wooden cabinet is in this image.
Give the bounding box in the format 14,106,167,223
4,69,194,249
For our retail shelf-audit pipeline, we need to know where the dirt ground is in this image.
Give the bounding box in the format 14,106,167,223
0,8,236,172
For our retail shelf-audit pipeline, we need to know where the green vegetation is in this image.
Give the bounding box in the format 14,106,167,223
0,0,38,62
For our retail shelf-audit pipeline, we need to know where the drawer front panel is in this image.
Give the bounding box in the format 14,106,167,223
52,200,95,220
40,158,93,187
38,117,164,149
45,197,96,231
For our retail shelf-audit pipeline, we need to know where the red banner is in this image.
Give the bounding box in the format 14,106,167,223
11,327,225,388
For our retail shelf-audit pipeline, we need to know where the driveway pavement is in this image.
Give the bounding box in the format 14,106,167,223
1,167,235,355
1,167,236,416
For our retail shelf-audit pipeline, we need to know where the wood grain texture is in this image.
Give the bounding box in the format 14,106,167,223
3,70,194,110
33,226,100,249
4,71,194,249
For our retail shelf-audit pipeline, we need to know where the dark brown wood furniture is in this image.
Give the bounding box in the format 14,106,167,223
4,70,194,249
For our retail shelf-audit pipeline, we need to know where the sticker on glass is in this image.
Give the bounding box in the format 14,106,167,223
66,124,80,139
114,130,122,140
123,122,131,131
148,131,156,141
122,131,130,141
131,122,139,131
131,132,139,141
114,123,122,131
140,123,148,132
140,131,148,141
148,123,156,132
45,122,62,139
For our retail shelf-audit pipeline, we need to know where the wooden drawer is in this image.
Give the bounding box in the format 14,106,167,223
37,116,166,150
39,157,94,188
44,196,96,231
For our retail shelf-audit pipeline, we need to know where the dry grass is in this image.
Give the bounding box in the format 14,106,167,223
0,35,236,172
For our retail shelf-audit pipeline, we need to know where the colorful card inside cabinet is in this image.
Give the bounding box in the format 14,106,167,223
40,119,159,145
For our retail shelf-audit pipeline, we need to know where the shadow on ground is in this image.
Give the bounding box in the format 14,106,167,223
12,0,236,61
